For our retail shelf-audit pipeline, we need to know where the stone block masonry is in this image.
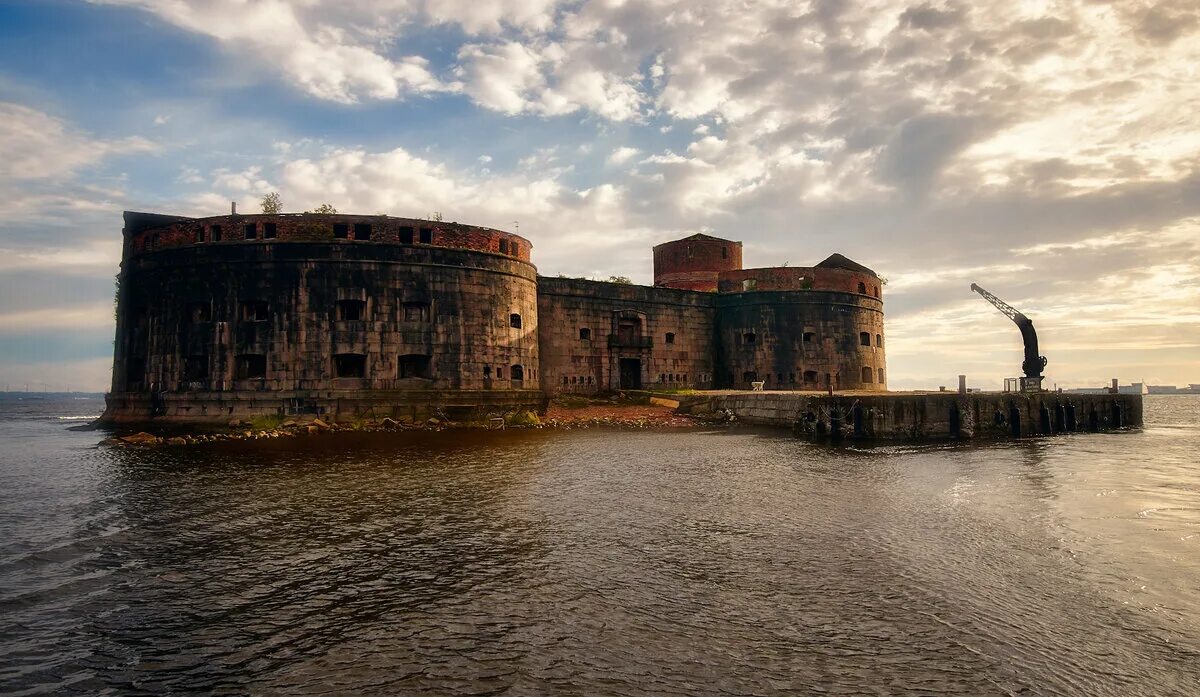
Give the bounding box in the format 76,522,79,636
679,391,1143,439
104,209,890,424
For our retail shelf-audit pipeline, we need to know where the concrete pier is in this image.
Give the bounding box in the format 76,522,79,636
673,390,1143,440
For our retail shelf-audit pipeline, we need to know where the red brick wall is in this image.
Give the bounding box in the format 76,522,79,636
717,267,882,299
126,213,532,263
653,237,742,291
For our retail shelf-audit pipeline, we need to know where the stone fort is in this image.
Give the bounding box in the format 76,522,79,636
103,210,886,423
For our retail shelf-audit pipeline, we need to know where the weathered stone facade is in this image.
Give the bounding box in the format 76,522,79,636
537,278,716,392
105,212,541,424
104,210,887,423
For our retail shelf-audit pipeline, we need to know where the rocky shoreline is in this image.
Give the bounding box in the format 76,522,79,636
100,400,734,447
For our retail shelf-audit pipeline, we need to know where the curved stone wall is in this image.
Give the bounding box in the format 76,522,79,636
105,215,541,424
714,290,886,391
653,234,742,291
717,267,883,299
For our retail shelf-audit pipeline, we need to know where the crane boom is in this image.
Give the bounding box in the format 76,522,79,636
970,283,1047,387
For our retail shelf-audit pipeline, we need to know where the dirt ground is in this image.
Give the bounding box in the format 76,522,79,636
543,401,701,428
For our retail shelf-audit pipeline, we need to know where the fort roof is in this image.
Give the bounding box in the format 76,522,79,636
815,253,877,277
652,232,741,249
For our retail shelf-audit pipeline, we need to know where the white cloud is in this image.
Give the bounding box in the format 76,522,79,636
607,146,640,165
0,102,154,182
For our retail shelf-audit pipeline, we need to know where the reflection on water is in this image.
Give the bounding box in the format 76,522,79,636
1,396,1199,694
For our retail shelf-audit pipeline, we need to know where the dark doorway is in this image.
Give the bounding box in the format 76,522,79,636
619,358,641,389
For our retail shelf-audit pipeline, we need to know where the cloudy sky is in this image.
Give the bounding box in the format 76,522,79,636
1,0,1198,392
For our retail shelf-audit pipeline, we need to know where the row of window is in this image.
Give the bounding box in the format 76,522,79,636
172,353,533,381
177,301,521,326
735,279,882,297
736,331,883,347
172,222,523,257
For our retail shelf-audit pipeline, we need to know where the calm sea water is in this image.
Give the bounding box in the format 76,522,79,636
1,395,1198,695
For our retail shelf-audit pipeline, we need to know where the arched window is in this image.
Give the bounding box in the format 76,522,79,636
742,332,756,345
873,286,879,297
877,369,885,383
511,364,524,381
857,281,867,294
860,332,871,346
876,333,882,347
803,331,815,343
484,365,492,377
803,370,818,383
562,375,568,384
665,332,675,344
861,366,873,383
509,313,522,328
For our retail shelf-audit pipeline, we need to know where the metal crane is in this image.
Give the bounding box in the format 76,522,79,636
970,283,1047,391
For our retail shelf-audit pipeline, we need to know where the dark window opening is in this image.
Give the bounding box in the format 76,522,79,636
743,371,758,383
861,367,873,383
419,227,433,244
579,327,592,340
186,302,211,323
682,374,687,382
151,234,160,249
509,313,522,329
789,373,796,383
333,353,366,378
195,228,205,243
722,246,728,259
244,223,256,240
333,223,349,239
857,281,867,294
510,242,520,257
563,376,569,384
400,226,414,243
184,355,209,381
211,225,222,242
398,354,432,379
402,302,431,322
877,369,885,383
264,223,277,239
485,366,493,378
337,299,365,321
496,366,504,379
803,370,819,383
803,331,815,343
742,279,757,291
860,332,871,346
240,300,268,322
511,364,524,381
873,286,879,297
571,376,577,384
777,373,783,383
353,223,371,241
587,376,592,384
660,374,666,383
500,239,510,254
742,332,756,345
236,354,267,379
876,333,883,347
687,244,694,257
665,332,675,344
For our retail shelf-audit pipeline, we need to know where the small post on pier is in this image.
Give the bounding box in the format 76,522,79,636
958,375,967,395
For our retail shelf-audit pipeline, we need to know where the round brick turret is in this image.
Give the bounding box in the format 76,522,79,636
653,234,742,292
